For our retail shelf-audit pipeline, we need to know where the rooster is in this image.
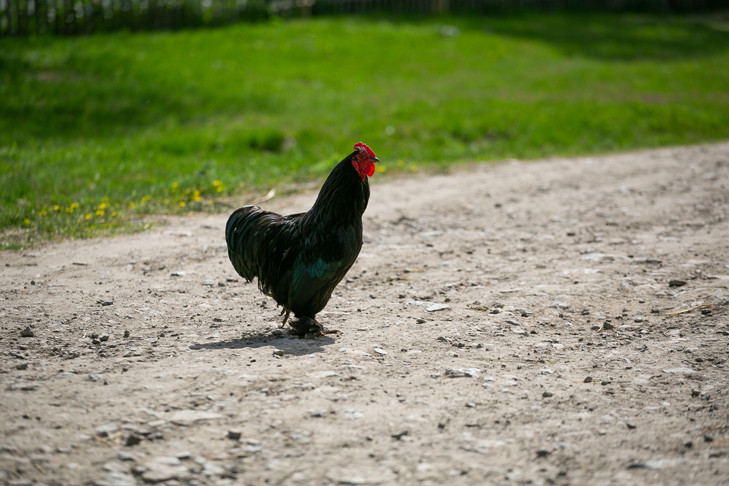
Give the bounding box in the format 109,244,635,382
225,142,379,336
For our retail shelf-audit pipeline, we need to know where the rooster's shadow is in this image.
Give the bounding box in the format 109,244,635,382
189,328,334,356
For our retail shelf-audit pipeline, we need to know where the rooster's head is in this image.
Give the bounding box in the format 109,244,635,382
352,142,379,182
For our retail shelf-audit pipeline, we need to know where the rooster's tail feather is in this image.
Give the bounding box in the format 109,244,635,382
225,205,269,283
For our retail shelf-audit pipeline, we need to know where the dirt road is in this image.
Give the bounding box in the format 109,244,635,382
2,143,728,485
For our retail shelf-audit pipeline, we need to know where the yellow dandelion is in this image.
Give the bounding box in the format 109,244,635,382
39,210,47,216
84,213,92,221
216,186,223,193
141,195,151,203
111,211,117,217
376,165,387,173
409,164,418,172
98,202,107,210
129,202,136,208
212,180,222,187
193,190,201,202
179,201,186,208
70,202,80,210
171,182,179,190
96,210,104,216
23,218,30,226
53,205,61,211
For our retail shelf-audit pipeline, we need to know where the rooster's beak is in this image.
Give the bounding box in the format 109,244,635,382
374,157,380,162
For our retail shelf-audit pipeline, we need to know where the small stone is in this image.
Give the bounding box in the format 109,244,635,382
125,434,143,447
20,327,34,338
668,280,687,287
425,303,451,312
123,330,130,338
542,391,553,398
704,434,714,443
16,362,29,370
626,422,637,429
445,368,480,378
138,456,187,483
272,349,285,357
536,449,550,458
583,376,593,383
373,348,388,356
96,423,120,437
227,430,242,441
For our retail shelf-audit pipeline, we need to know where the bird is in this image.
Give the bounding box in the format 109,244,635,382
225,142,379,337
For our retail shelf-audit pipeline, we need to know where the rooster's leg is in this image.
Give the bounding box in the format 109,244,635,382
280,308,291,328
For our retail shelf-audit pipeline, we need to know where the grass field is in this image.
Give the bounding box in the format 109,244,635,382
2,13,729,248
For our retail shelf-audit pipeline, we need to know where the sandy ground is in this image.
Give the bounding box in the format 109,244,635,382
2,143,729,486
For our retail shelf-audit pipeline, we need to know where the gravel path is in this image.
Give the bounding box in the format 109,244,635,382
2,143,728,485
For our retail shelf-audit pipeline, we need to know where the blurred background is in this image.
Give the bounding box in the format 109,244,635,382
1,0,728,248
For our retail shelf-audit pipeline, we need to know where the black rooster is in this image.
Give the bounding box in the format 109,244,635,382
225,142,379,336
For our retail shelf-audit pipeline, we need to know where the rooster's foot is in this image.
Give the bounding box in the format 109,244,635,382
288,316,327,338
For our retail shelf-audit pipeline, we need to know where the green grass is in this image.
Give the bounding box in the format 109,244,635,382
2,13,729,248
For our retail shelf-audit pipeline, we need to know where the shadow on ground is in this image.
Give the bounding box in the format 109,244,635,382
189,330,334,356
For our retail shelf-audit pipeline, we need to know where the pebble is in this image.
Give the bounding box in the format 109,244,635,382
166,409,224,425
227,430,242,441
15,362,28,370
137,456,188,483
583,376,593,383
668,280,687,287
96,423,119,437
20,326,34,337
341,409,364,420
373,348,388,356
445,368,480,378
125,434,143,447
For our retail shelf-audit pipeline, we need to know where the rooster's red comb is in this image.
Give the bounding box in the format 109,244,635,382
354,142,377,159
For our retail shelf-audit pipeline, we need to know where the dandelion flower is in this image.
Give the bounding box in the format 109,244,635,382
70,202,80,210
171,182,179,190
179,201,186,208
212,180,222,187
129,202,136,209
23,218,30,226
53,205,61,211
98,202,107,210
141,195,151,203
84,213,92,221
96,210,104,216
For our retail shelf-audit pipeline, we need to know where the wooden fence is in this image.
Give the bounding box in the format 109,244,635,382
1,0,725,36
